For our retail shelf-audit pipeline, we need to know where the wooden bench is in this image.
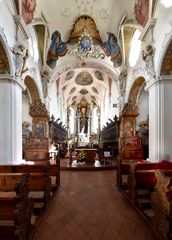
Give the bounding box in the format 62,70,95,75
151,169,172,240
25,154,61,193
116,158,145,190
128,161,172,208
0,164,52,211
0,173,32,240
26,158,60,194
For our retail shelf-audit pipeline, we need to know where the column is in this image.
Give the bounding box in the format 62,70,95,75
0,77,25,164
87,115,90,135
147,76,172,162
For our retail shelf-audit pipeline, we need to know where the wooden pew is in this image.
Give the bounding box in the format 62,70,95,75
128,161,172,208
116,158,145,190
0,173,33,240
0,164,52,211
151,169,172,240
25,154,61,194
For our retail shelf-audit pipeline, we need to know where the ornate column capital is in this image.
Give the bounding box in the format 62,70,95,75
0,76,25,90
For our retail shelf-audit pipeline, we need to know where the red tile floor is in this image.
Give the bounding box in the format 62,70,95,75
33,168,160,240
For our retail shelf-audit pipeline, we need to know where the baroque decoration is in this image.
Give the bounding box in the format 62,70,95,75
69,28,105,60
11,44,29,76
103,32,122,68
47,31,68,69
65,71,75,80
95,70,104,81
142,45,155,78
80,89,88,95
29,99,49,118
22,0,37,24
92,87,99,94
69,87,76,95
135,0,156,27
75,72,93,85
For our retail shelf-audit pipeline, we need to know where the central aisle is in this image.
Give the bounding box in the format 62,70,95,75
33,170,157,240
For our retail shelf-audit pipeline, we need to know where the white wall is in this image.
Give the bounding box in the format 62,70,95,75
136,87,149,128
22,92,32,125
49,81,59,119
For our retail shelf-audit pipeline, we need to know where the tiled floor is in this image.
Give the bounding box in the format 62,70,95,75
33,170,158,240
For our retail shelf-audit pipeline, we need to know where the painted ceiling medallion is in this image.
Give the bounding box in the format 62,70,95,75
80,89,88,94
91,95,96,101
92,87,99,94
95,70,104,81
65,71,75,80
75,72,93,85
72,96,77,101
69,87,76,94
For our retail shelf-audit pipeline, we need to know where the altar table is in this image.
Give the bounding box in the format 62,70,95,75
75,148,97,162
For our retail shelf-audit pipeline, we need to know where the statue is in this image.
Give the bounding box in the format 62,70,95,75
79,127,86,142
142,45,155,78
41,69,50,98
119,69,127,95
12,44,29,76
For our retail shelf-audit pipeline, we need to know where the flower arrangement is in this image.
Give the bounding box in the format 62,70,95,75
77,151,87,163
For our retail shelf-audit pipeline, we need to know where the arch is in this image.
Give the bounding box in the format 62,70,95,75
157,28,172,77
160,38,172,76
24,76,40,102
0,28,14,75
128,76,145,104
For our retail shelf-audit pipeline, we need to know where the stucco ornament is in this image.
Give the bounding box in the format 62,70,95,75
11,44,29,76
41,69,51,98
142,45,156,79
118,69,127,96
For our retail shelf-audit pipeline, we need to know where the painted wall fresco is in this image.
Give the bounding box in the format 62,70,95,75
135,0,156,27
103,32,122,68
22,0,36,24
47,31,68,69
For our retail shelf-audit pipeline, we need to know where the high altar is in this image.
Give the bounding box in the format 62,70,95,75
74,98,100,147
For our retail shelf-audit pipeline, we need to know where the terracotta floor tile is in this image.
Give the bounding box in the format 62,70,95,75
32,170,160,240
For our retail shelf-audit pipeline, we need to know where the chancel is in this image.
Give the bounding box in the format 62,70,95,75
0,0,172,239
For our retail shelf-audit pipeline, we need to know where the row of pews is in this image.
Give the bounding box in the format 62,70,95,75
117,158,172,240
0,155,60,240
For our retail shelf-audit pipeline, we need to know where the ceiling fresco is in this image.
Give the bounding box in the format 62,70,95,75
135,0,156,27
80,89,88,94
92,86,99,94
95,70,104,81
69,16,102,45
22,0,37,25
65,71,75,81
75,72,93,85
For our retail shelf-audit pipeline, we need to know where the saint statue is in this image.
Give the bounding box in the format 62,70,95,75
79,127,86,142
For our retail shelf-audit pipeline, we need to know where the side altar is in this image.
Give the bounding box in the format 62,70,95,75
75,148,97,162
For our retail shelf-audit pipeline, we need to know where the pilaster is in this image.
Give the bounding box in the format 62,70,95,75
0,76,25,163
147,75,172,162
